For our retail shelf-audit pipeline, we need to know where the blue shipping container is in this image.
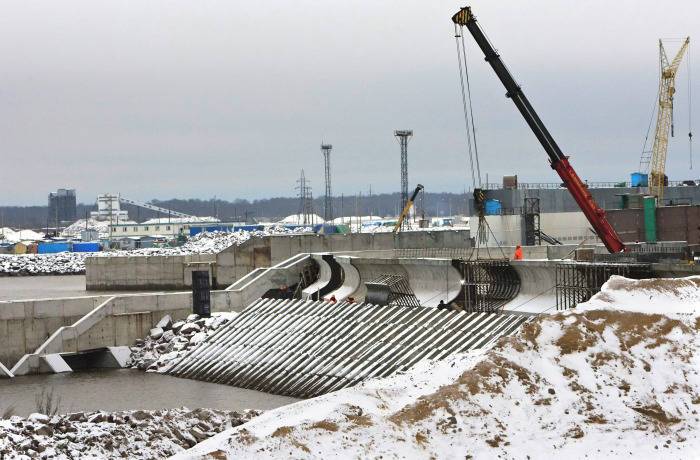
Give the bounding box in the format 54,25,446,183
484,199,502,216
38,242,71,254
189,224,264,236
631,172,648,187
72,242,101,253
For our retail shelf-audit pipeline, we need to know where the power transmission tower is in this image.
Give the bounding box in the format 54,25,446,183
394,130,413,212
321,143,333,222
296,170,315,225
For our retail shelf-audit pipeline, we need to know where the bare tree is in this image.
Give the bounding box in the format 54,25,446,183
34,387,61,416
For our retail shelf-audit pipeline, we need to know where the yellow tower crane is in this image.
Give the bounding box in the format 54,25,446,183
647,37,690,203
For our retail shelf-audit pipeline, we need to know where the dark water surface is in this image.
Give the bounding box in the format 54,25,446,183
0,369,299,417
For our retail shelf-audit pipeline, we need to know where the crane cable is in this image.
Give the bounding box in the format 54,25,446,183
460,27,483,187
454,24,481,190
454,24,510,261
688,41,693,170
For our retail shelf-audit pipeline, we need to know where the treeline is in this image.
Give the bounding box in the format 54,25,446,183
0,192,469,229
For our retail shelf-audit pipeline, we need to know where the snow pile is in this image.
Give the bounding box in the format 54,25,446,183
0,227,45,243
578,275,700,318
61,218,132,239
0,407,260,459
0,228,313,276
0,253,88,276
127,312,237,373
178,276,700,459
98,227,314,258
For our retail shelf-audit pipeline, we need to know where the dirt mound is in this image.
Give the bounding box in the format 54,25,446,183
177,297,700,459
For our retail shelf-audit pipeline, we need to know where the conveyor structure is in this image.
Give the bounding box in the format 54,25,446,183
166,298,532,397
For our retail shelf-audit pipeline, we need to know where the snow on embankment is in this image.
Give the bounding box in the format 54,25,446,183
0,227,312,276
0,407,260,459
178,276,700,459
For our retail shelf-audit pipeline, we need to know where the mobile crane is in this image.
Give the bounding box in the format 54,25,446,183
452,7,625,253
394,184,424,232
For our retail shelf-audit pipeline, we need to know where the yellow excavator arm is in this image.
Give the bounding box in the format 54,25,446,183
394,184,424,233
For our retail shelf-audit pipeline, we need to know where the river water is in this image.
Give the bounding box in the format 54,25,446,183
0,369,299,417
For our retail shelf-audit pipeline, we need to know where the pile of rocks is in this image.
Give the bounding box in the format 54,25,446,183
127,312,237,373
0,253,88,277
0,407,260,459
0,227,314,276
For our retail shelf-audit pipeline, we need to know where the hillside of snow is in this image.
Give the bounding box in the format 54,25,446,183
177,276,700,459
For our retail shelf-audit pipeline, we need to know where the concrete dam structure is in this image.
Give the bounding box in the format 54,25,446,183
167,297,531,398
7,239,689,381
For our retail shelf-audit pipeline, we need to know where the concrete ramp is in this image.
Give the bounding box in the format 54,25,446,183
502,261,558,314
167,298,532,398
337,257,462,307
301,254,343,300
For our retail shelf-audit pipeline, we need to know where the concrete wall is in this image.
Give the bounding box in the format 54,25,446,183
216,230,472,287
85,253,216,291
470,185,700,215
0,290,238,370
608,205,700,244
86,230,472,291
483,212,601,247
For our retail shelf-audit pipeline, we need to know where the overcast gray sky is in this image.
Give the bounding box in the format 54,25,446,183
1,0,697,205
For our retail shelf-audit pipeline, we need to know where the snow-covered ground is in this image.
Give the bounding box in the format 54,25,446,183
0,407,260,459
0,228,312,276
177,275,700,459
127,312,237,373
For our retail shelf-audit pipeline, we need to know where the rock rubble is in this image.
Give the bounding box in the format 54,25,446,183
127,312,237,373
0,407,260,459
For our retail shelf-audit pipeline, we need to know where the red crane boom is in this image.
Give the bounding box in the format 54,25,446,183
452,7,625,253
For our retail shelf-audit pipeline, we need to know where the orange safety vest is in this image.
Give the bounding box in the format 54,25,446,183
514,247,523,260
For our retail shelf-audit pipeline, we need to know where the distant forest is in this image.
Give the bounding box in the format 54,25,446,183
0,192,470,229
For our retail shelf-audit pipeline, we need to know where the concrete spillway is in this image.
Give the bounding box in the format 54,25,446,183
167,298,532,398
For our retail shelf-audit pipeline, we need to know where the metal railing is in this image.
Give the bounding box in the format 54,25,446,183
476,180,696,191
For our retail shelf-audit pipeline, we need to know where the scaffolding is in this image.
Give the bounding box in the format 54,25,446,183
522,197,541,246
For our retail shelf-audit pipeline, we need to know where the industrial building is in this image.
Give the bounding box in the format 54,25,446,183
47,189,77,225
90,193,129,222
108,218,222,238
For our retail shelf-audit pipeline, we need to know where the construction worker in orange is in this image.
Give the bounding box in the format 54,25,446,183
513,244,523,260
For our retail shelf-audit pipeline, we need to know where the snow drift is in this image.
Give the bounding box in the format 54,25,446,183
177,276,700,459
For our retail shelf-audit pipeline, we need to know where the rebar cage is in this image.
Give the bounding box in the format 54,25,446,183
365,274,421,308
454,259,521,313
555,262,651,310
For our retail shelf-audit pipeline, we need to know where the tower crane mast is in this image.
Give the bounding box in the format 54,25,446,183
648,38,690,203
452,6,625,253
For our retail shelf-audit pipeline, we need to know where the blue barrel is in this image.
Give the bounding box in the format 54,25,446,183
631,172,648,187
484,199,502,215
